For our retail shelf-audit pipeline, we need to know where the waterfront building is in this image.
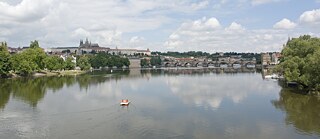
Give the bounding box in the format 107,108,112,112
108,47,151,56
261,53,271,66
271,52,281,65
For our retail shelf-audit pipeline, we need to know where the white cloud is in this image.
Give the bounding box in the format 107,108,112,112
0,0,318,52
299,9,320,24
251,0,283,5
180,17,221,32
191,0,209,10
165,17,302,52
169,33,180,40
0,0,53,22
129,36,145,44
225,22,245,31
273,18,297,29
0,0,207,48
72,28,91,38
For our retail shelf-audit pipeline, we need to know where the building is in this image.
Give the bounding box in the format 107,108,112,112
60,55,77,64
46,47,79,54
108,47,151,56
137,48,151,56
46,38,151,56
271,52,281,65
46,38,109,55
7,46,30,54
7,47,22,54
261,53,271,66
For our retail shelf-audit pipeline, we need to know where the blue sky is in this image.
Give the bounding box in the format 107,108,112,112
0,0,320,52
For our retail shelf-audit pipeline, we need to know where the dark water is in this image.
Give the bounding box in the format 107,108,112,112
0,69,319,139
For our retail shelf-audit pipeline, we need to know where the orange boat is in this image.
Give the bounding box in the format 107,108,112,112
120,99,130,106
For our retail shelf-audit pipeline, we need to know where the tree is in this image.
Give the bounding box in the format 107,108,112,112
276,35,320,91
30,40,40,48
121,57,130,67
64,57,76,70
10,41,47,75
10,52,38,75
77,56,91,70
25,41,47,70
44,56,64,71
150,56,161,66
140,59,148,67
0,42,11,76
89,52,107,68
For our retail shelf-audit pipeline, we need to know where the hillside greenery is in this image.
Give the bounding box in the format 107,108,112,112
276,35,320,91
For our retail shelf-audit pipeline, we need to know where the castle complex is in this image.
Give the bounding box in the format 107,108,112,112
45,38,151,56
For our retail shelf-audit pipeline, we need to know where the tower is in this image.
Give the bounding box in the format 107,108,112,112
80,39,83,47
85,37,89,44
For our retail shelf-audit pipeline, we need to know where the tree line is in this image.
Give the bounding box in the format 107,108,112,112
0,41,82,76
88,52,130,69
276,35,320,92
0,41,130,77
140,56,162,67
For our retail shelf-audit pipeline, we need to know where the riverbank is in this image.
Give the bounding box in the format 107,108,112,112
4,70,88,78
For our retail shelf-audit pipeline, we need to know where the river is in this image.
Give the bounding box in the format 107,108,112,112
0,68,319,139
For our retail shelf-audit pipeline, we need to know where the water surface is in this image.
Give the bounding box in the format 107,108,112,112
0,69,319,139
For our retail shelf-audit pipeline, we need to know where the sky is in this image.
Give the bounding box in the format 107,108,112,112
0,0,320,52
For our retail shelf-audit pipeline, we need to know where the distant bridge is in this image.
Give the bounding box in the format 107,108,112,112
162,57,256,68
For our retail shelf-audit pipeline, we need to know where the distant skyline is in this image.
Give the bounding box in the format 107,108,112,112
0,0,320,52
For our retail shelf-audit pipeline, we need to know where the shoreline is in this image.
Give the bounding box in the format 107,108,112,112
3,70,88,79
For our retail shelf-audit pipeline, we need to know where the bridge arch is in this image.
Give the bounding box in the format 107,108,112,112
174,62,181,67
164,62,171,67
219,62,229,68
184,62,191,67
232,61,242,68
245,62,256,68
195,62,203,67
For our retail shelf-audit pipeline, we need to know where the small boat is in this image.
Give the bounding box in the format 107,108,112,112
120,99,130,106
265,74,279,79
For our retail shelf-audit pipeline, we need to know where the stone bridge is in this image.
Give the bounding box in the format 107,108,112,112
162,57,256,68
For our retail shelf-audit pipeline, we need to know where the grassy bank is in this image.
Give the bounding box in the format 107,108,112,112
34,70,88,77
2,70,88,78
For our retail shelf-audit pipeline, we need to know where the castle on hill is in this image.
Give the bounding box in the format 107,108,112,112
45,38,151,56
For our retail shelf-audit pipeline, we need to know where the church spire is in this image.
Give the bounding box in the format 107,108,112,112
85,37,89,44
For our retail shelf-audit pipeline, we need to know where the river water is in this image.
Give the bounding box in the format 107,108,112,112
0,68,319,139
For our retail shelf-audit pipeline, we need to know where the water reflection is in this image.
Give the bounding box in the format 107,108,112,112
272,88,320,135
0,68,257,110
166,72,278,110
0,69,319,139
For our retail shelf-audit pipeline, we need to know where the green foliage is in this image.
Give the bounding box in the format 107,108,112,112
88,52,130,68
121,57,130,67
26,41,47,70
0,42,11,76
140,59,148,67
30,40,40,48
150,56,161,66
44,56,64,71
64,57,76,70
10,52,38,75
77,56,91,70
10,43,47,75
277,35,320,90
90,53,108,68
